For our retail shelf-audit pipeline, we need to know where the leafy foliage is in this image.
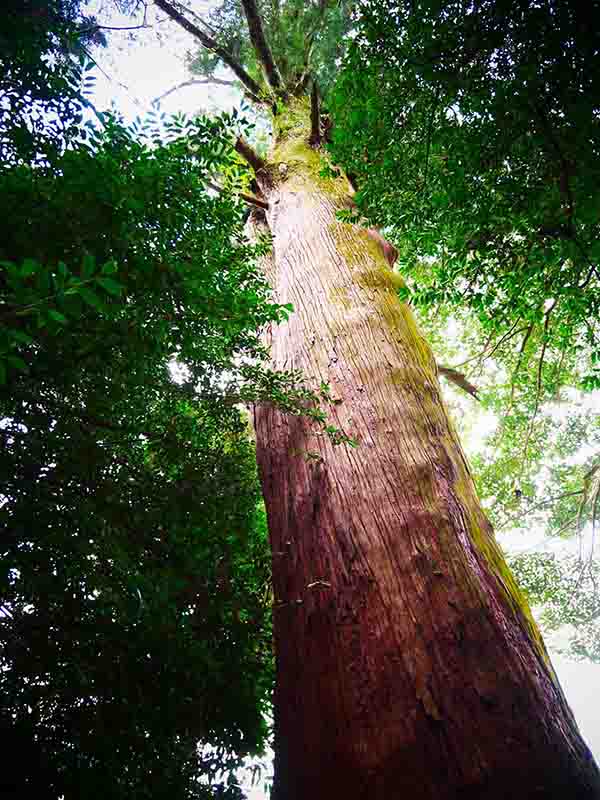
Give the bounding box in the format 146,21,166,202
508,552,600,663
0,105,284,796
331,0,600,385
0,7,321,796
330,0,600,537
1,1,106,165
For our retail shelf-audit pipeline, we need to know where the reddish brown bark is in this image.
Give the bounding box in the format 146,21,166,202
253,106,600,800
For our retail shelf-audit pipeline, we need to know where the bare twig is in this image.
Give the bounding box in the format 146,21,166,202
77,22,150,34
240,0,286,95
519,300,557,473
508,323,535,406
153,0,266,105
80,45,143,108
497,489,585,531
577,462,600,561
452,318,527,370
421,87,440,200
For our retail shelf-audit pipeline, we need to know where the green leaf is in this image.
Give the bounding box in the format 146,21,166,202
78,287,105,311
82,253,96,279
101,260,119,275
20,258,39,278
48,309,68,324
96,276,123,296
6,354,27,371
8,330,33,345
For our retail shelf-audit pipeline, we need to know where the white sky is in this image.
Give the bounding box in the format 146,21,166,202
85,0,600,781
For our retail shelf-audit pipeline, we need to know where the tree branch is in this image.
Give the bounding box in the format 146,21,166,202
234,135,267,174
240,0,286,95
497,489,585,531
152,77,235,105
206,180,269,211
519,300,557,475
153,0,265,105
77,22,150,34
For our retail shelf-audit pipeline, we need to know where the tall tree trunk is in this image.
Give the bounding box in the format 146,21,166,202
253,101,600,800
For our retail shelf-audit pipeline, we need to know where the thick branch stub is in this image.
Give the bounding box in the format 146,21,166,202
154,0,265,105
437,365,480,400
240,0,287,97
235,136,267,174
206,179,269,211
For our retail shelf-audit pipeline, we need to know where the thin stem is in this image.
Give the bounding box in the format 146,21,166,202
235,136,267,173
206,180,269,211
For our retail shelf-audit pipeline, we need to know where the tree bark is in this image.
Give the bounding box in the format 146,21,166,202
253,101,600,800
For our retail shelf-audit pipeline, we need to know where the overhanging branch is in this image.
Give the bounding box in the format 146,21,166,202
235,136,267,174
153,0,265,105
240,0,286,96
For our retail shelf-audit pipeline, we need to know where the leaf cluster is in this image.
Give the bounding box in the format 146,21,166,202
509,552,600,663
330,0,600,389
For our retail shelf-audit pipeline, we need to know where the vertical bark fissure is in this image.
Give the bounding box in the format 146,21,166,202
252,107,600,799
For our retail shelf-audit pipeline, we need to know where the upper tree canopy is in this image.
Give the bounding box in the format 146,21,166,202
327,0,600,654
155,0,355,110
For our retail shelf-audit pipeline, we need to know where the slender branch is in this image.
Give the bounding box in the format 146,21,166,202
206,180,269,211
309,79,321,146
421,87,440,201
153,0,265,105
499,322,536,423
153,77,235,105
240,0,286,95
80,45,143,108
452,318,527,369
235,135,267,173
497,489,585,531
292,69,311,96
77,22,150,34
238,192,269,211
519,300,557,475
